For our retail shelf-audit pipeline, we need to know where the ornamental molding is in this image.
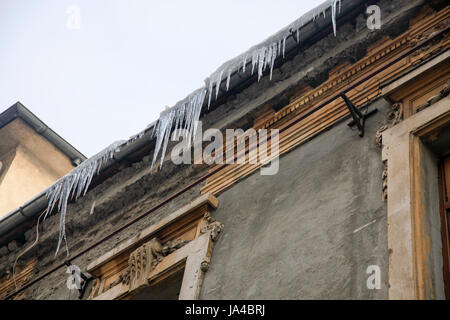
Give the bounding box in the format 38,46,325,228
201,6,450,196
261,9,449,130
86,193,222,300
375,102,404,149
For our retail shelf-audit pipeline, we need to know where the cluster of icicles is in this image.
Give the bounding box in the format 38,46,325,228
46,0,342,256
45,142,123,256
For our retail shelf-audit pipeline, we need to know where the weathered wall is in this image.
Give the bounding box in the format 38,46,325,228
200,99,390,299
0,0,430,300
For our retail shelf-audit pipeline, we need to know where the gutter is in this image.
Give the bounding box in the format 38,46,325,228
0,123,156,239
0,0,366,241
0,102,87,165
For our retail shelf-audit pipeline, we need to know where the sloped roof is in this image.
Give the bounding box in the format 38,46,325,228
0,102,86,164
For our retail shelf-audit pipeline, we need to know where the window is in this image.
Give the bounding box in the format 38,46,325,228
85,193,223,300
380,52,450,299
439,156,450,299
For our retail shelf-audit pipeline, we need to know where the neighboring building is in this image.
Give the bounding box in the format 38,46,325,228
0,102,85,219
0,0,449,300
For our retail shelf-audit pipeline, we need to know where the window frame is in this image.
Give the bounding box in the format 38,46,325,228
85,193,222,300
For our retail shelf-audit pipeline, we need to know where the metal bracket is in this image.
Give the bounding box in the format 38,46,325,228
341,93,378,137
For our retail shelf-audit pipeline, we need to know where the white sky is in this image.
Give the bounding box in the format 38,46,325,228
0,0,324,157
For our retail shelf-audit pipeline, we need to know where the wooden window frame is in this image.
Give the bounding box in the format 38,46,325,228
85,193,223,300
438,157,450,298
382,93,450,299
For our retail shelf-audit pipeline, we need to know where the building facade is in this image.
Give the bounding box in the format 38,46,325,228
0,0,449,300
0,103,85,218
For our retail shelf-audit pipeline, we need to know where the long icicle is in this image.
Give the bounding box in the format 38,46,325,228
45,141,124,256
151,88,207,169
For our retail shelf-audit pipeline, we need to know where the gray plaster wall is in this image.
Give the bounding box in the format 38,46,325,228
200,99,390,299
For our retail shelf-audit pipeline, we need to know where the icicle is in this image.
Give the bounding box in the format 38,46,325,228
265,46,272,70
151,88,207,169
257,47,266,81
207,79,214,108
251,50,258,75
242,55,247,73
282,36,286,58
296,29,300,43
45,141,124,256
226,69,232,91
270,43,277,80
173,103,185,138
215,70,224,100
331,0,338,36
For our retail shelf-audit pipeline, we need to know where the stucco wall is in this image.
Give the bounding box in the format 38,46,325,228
0,146,62,216
0,119,75,217
200,99,390,299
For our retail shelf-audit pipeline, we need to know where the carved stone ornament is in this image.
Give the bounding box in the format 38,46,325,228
88,237,191,298
381,160,388,202
128,238,163,292
106,268,130,291
375,103,403,202
200,213,224,242
375,102,403,148
415,80,450,113
200,259,210,272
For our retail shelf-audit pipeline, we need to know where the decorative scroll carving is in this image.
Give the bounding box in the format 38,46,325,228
382,160,388,202
200,259,210,272
85,194,218,300
128,238,163,292
415,79,450,113
161,239,191,256
87,237,192,298
375,102,403,148
408,16,449,63
88,278,101,300
201,213,224,242
376,103,403,202
105,269,130,291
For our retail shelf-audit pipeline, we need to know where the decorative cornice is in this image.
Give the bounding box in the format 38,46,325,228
201,6,450,196
0,258,36,300
262,9,449,130
415,79,450,113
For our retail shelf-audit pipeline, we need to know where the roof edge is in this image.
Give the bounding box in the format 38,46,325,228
0,101,87,164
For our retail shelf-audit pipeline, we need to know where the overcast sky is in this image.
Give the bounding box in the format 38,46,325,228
0,0,324,157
